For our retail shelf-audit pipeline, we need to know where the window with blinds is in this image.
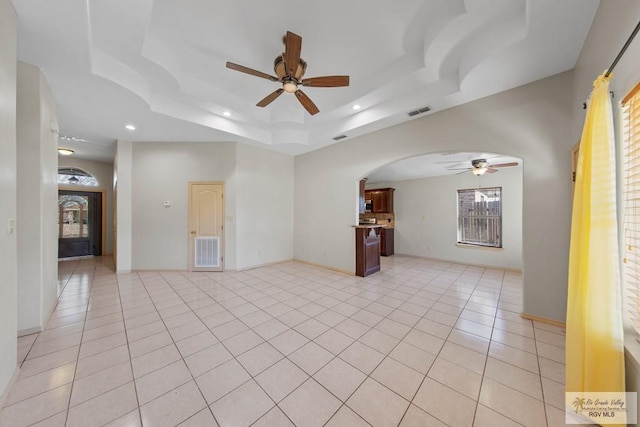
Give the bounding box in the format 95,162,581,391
623,82,640,334
457,187,502,248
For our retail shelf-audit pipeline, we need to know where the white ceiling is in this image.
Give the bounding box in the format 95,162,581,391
365,152,521,183
14,0,599,163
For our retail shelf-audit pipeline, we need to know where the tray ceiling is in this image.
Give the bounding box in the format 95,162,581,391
14,0,599,160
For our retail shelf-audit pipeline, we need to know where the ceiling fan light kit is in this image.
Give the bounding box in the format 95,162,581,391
226,31,349,115
472,167,487,176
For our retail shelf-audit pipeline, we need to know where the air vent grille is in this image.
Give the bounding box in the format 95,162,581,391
195,236,220,268
333,135,347,141
407,106,432,117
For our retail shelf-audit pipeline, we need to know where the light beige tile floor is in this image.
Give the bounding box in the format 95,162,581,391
1,255,566,426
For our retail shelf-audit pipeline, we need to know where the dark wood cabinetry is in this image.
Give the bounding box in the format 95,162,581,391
380,228,394,256
355,227,381,277
364,188,395,213
359,180,366,214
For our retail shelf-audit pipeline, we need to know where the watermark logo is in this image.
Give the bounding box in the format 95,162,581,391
566,392,637,424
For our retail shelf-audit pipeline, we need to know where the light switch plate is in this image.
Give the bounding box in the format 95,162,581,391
7,218,14,234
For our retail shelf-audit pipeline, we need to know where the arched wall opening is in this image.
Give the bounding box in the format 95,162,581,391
358,151,524,271
294,71,574,323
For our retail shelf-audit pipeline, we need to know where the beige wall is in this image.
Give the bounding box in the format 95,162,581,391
0,0,18,402
0,0,17,400
295,71,574,322
131,141,238,270
235,143,294,269
128,141,294,272
59,157,114,254
571,0,640,417
370,164,523,270
39,68,59,337
16,61,59,335
114,140,132,272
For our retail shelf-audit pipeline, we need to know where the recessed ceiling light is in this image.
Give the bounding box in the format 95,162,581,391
58,148,74,156
125,124,136,131
352,104,361,110
223,111,231,117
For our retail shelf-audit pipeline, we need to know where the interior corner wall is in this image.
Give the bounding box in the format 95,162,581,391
571,2,640,278
16,61,59,335
294,71,574,322
131,142,237,271
571,0,640,143
235,143,294,270
38,66,59,331
369,164,523,270
0,0,17,399
59,158,114,254
115,140,132,272
571,1,640,405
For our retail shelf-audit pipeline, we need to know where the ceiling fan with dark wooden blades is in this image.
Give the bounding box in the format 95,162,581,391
225,31,349,115
449,159,519,175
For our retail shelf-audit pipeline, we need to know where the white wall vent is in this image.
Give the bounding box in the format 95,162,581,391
195,236,220,268
407,106,431,117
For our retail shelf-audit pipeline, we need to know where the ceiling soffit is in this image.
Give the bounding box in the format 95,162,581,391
15,0,599,157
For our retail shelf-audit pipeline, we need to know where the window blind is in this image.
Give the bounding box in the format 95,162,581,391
623,82,640,334
457,187,502,248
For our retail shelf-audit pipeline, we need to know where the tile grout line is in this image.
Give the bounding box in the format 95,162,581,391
62,258,99,427
115,271,147,426
4,257,558,427
0,259,91,425
131,273,219,424
398,263,486,426
137,271,235,426
169,270,302,426
471,267,505,426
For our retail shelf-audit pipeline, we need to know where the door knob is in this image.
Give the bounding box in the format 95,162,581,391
190,231,196,234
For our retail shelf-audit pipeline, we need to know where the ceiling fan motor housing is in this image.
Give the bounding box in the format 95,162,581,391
471,159,488,168
274,55,306,81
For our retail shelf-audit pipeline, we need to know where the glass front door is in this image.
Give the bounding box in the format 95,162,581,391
58,190,102,258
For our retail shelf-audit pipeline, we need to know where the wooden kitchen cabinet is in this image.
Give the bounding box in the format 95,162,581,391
355,227,381,277
380,228,394,256
359,179,366,214
365,188,395,213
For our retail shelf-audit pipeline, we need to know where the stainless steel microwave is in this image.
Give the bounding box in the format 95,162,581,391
365,200,372,212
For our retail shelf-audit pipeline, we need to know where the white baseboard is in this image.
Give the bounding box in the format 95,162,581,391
292,258,353,276
234,258,294,272
393,253,523,273
17,326,42,337
520,312,566,328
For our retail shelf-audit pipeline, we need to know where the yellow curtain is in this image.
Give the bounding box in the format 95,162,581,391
566,73,625,424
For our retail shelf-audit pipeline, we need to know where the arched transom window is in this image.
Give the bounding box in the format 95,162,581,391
58,167,98,186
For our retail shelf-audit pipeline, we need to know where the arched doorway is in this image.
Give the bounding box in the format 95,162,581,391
58,167,103,258
358,151,523,271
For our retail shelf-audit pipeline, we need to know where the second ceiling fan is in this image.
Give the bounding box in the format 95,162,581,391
450,159,519,175
226,31,349,115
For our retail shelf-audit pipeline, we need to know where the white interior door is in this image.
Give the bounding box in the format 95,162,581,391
189,182,224,271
